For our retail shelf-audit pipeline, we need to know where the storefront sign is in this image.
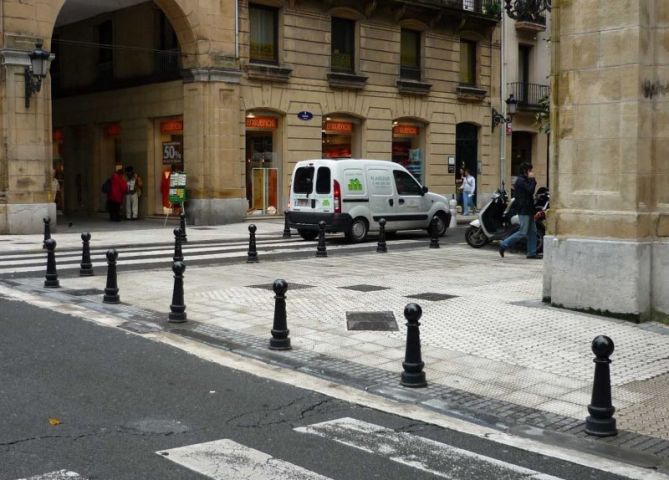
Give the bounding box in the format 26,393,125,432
246,116,278,129
324,121,353,133
169,172,187,204
103,123,122,138
393,125,419,137
52,129,64,142
297,111,313,121
160,119,184,134
162,141,183,164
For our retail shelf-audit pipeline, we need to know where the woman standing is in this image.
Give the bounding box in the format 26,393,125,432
461,169,476,216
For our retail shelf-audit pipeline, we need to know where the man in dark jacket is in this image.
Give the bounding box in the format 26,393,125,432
499,162,539,259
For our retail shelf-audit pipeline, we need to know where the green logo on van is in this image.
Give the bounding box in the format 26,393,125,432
322,199,330,207
348,178,363,192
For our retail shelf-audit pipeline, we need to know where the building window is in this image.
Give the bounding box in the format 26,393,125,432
331,17,355,72
459,39,476,86
400,29,421,81
250,4,278,64
96,20,113,84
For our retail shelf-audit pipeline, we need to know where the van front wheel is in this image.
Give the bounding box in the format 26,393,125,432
345,217,368,243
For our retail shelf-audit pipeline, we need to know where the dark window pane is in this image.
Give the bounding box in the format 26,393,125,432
400,29,421,80
331,17,355,72
316,167,331,194
459,39,476,85
294,167,314,194
98,20,113,64
250,5,278,63
393,170,423,196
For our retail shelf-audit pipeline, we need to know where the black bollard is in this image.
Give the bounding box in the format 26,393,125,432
269,279,291,350
103,249,120,304
79,232,94,276
43,217,51,249
585,335,617,437
173,228,184,262
282,211,291,239
247,224,258,263
429,216,440,249
168,261,187,323
316,221,327,257
377,218,387,253
179,208,188,243
44,238,60,288
401,303,427,388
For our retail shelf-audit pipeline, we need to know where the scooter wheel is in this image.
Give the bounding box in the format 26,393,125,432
465,226,489,248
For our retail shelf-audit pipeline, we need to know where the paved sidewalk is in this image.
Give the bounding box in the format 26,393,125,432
41,233,669,445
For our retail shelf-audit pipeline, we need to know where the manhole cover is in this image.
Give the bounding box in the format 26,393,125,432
346,311,398,331
64,288,105,296
405,292,458,302
340,284,390,292
246,283,315,291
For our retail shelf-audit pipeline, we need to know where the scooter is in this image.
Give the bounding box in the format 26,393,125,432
465,186,549,251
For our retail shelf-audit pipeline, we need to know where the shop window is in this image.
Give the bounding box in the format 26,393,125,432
392,123,423,184
246,118,279,215
316,167,331,194
393,170,423,196
331,17,355,73
250,4,279,64
459,39,477,86
400,29,421,81
293,167,315,194
322,119,355,159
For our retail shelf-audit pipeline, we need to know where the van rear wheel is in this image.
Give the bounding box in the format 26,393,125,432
298,229,318,241
345,217,368,243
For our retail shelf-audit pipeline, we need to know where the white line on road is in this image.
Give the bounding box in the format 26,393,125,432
296,417,565,480
16,471,85,480
157,439,333,480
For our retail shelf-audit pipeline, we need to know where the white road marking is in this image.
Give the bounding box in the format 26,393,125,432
17,471,84,480
296,417,565,480
157,439,333,480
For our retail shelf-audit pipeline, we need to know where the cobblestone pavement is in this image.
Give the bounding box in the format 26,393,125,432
54,237,669,442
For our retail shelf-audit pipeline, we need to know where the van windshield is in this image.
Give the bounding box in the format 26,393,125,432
294,167,315,194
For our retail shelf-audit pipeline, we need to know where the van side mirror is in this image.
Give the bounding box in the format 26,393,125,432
421,186,428,195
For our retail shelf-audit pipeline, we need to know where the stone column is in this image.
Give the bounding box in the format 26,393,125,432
182,68,246,225
0,38,56,234
543,0,668,322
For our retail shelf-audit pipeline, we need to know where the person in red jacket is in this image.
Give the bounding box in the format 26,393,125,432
107,166,128,222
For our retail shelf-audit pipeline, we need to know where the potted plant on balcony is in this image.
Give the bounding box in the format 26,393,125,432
483,1,502,17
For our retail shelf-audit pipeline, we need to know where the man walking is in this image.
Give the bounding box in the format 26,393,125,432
499,162,539,259
108,166,128,222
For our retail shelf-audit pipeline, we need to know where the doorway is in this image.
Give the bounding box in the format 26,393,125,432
456,123,479,207
511,131,533,178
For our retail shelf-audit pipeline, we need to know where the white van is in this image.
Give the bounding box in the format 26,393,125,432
286,159,452,242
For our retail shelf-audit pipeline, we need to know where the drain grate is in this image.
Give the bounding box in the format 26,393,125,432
405,292,458,302
346,311,398,331
191,227,217,230
246,283,315,291
340,284,390,293
64,288,106,296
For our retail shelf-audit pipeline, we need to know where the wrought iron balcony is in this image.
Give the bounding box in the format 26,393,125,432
507,82,549,110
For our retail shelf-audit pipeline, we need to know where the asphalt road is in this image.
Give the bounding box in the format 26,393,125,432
0,297,627,480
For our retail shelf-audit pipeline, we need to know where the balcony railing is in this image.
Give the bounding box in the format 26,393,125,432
508,82,549,109
452,0,502,17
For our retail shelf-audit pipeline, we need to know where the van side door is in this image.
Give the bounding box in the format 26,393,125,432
392,169,429,230
367,167,396,228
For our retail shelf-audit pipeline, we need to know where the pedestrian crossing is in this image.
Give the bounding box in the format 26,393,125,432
0,236,425,276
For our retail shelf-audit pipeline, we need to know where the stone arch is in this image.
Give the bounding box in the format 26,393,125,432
47,0,201,68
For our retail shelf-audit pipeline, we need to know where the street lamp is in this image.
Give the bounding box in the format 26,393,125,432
492,94,518,130
25,42,51,108
504,0,551,20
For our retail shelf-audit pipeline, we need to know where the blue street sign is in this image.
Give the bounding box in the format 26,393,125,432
297,111,313,121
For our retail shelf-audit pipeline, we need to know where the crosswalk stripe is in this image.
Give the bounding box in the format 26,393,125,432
295,418,565,480
0,239,422,274
157,438,333,480
16,471,85,480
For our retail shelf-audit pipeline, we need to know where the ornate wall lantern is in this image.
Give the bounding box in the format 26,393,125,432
492,94,518,130
25,42,51,108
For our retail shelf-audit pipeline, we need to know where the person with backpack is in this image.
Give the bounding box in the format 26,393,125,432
106,166,128,222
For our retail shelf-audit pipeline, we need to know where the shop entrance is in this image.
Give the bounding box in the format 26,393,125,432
456,123,479,206
392,121,425,184
245,114,280,215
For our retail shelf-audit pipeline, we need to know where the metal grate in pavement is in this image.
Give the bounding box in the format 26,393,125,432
246,283,315,291
63,288,105,296
346,311,398,331
405,292,458,302
340,284,390,292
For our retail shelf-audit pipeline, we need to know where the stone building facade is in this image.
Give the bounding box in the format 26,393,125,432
544,0,669,322
0,0,502,233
